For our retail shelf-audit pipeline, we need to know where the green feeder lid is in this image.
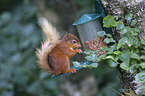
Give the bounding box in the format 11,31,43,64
73,13,102,26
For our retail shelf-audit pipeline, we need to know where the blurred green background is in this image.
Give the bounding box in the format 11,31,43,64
0,0,121,96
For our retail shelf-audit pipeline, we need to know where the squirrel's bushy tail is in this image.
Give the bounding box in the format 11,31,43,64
36,17,60,73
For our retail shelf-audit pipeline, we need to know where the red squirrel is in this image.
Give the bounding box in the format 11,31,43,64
36,18,82,76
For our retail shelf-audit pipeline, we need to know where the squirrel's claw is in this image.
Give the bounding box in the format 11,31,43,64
71,68,77,73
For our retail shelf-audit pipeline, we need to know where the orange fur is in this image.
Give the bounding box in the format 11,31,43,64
36,18,82,75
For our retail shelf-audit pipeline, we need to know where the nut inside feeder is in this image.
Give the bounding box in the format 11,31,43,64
73,14,107,56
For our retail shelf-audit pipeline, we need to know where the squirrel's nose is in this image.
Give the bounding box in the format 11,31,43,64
78,44,81,48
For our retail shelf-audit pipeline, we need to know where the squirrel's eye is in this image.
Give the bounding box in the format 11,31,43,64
72,40,77,44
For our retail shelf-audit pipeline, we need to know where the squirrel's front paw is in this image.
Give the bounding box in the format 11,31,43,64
78,49,82,53
71,68,77,73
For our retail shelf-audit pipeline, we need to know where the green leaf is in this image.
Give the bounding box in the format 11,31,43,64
105,34,112,37
129,65,137,74
118,37,127,45
113,51,121,55
131,20,137,26
127,37,134,47
110,38,116,43
85,56,93,61
90,53,99,62
104,38,110,44
103,15,115,28
134,38,140,48
121,27,129,34
90,63,98,68
106,56,114,59
134,27,140,32
85,53,98,62
97,31,106,37
120,61,129,70
109,60,118,67
92,50,97,54
99,54,106,60
111,20,117,27
73,61,80,67
125,13,133,20
110,45,117,51
140,55,145,60
99,47,107,52
131,33,138,36
118,52,130,61
117,44,122,49
135,72,145,83
127,37,140,48
82,64,88,68
130,53,140,60
83,49,91,55
141,38,145,45
140,63,145,68
116,22,124,30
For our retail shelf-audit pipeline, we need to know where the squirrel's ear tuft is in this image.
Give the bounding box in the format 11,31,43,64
65,33,70,40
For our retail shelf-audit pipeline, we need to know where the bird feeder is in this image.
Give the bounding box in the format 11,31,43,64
73,13,103,47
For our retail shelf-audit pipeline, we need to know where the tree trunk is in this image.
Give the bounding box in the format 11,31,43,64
99,0,145,94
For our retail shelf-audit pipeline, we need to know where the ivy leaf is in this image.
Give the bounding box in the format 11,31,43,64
131,20,137,26
106,55,118,62
92,50,98,54
85,54,98,62
140,63,145,69
127,37,134,47
118,37,127,45
85,56,93,61
97,31,106,37
73,61,80,67
134,38,140,48
140,55,145,60
141,38,145,45
135,72,145,83
119,52,130,61
110,45,117,51
114,51,121,55
121,27,129,34
83,49,91,55
120,61,129,70
90,53,98,62
110,38,116,43
106,56,114,59
129,65,137,74
105,34,112,37
104,38,110,44
117,44,122,49
131,33,138,36
109,60,118,67
130,53,140,60
125,13,133,20
111,20,117,27
99,54,106,60
116,22,124,30
90,63,98,68
103,15,115,28
99,47,107,52
134,27,140,32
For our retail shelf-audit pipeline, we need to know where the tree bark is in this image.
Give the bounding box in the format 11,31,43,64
99,0,145,94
